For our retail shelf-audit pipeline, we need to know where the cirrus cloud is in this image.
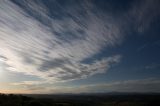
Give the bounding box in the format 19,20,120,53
1,0,159,83
0,0,121,82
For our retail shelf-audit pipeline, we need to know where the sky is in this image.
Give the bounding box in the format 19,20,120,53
0,0,160,94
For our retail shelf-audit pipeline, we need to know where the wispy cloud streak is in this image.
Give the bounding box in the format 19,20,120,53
0,0,159,83
0,0,121,81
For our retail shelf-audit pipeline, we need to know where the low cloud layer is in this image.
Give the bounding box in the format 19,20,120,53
11,78,160,94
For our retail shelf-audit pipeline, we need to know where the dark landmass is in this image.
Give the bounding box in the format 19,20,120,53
0,93,160,106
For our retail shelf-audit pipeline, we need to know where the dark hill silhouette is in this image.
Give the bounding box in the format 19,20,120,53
0,93,160,106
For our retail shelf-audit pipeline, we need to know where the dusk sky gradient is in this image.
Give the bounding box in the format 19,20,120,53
0,0,160,94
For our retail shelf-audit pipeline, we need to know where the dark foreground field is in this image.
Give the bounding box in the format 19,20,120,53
0,93,160,106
